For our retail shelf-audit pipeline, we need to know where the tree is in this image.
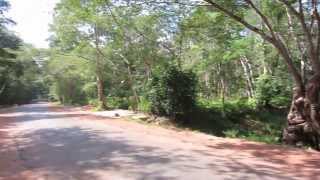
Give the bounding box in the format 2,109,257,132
0,0,27,103
0,0,20,61
50,0,113,109
0,44,44,105
198,0,320,148
50,0,169,109
137,0,320,147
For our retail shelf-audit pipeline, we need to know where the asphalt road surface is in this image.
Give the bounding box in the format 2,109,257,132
0,103,319,180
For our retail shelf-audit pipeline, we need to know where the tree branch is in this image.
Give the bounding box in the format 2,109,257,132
203,0,274,42
244,0,277,39
278,0,300,17
279,0,320,72
105,3,177,57
203,0,303,87
312,0,320,60
57,52,92,62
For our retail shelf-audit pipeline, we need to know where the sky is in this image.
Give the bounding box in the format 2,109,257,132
7,0,60,48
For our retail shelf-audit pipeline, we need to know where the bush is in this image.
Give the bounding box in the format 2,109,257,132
49,75,87,105
255,74,291,108
0,79,35,105
148,65,197,122
223,129,239,138
197,98,255,114
107,97,129,109
138,97,151,112
191,98,286,144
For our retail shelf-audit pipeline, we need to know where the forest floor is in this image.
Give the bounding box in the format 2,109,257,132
0,102,319,180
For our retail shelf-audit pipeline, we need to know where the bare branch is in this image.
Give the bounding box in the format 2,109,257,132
286,6,307,57
57,52,92,62
244,0,277,39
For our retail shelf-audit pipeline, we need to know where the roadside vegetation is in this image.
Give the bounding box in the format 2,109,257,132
1,0,320,149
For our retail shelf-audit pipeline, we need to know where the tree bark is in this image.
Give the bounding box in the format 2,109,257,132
283,73,320,149
203,0,320,149
94,25,107,109
126,63,140,111
240,56,255,98
96,73,106,109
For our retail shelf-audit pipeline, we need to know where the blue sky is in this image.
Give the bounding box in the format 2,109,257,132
7,0,59,48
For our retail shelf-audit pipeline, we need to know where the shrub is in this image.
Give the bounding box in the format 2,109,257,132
148,65,197,122
49,75,87,105
255,74,291,108
138,97,151,112
0,79,35,105
223,129,239,138
107,97,129,109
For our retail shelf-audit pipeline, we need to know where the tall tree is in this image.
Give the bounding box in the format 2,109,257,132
0,0,22,98
0,0,20,59
197,0,320,148
51,0,112,109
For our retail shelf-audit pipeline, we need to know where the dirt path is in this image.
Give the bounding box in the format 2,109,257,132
0,103,319,180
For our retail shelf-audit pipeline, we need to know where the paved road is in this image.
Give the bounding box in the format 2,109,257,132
0,103,319,180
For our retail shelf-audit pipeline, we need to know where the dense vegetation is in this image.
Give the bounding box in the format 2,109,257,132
149,65,197,121
1,0,320,149
0,2,45,105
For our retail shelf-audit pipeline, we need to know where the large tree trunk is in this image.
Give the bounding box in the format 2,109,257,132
94,25,107,110
95,50,107,109
202,0,320,150
282,73,320,149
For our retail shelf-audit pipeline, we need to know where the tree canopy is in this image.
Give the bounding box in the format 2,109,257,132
2,0,320,149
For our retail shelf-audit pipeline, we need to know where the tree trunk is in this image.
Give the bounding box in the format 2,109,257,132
94,25,107,109
203,0,320,150
240,56,255,98
204,71,211,98
126,63,139,111
220,77,226,118
0,83,6,96
95,49,107,109
96,74,106,109
282,73,320,149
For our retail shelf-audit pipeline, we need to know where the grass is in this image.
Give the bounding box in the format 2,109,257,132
181,99,287,144
134,98,287,144
108,97,288,145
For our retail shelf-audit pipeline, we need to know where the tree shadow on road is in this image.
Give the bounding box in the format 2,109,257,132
0,104,319,180
2,126,197,179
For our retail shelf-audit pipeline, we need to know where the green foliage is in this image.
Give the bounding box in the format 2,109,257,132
0,0,21,59
138,97,151,112
0,79,35,104
107,97,129,110
49,75,87,105
149,65,197,121
187,98,286,144
223,129,239,138
0,45,43,105
255,74,291,108
0,1,35,105
197,98,255,114
0,0,305,147
46,53,95,105
82,82,97,99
